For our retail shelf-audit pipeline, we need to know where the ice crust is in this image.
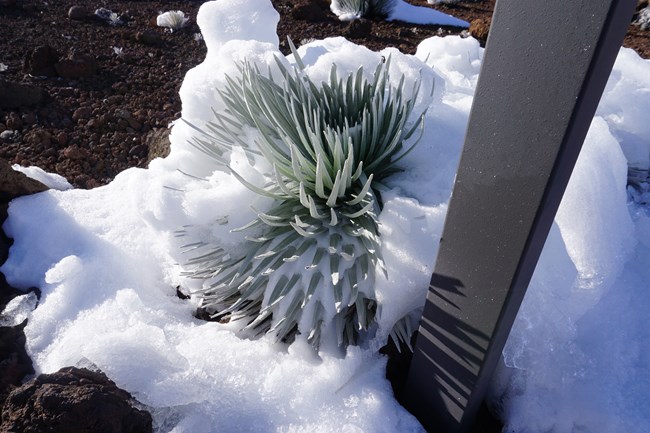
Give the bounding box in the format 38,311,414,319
1,1,649,432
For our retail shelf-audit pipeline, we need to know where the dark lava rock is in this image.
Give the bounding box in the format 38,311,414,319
0,157,48,259
55,52,98,78
72,106,92,121
23,45,60,77
292,0,326,22
0,367,153,433
4,113,22,131
145,128,171,164
68,5,88,21
63,145,86,161
134,29,162,46
0,80,45,109
0,158,48,203
469,17,491,43
0,319,34,406
345,18,372,39
0,0,16,7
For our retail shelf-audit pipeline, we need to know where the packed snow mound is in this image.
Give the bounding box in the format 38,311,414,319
1,0,649,432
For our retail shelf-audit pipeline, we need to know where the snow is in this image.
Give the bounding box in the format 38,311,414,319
1,0,649,432
12,163,73,191
330,0,469,27
489,53,650,433
389,0,469,27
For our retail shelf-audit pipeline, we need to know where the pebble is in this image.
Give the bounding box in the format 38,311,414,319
24,130,52,149
111,82,128,94
5,113,23,130
72,106,92,121
23,45,59,77
0,80,45,109
63,145,84,160
115,109,141,130
55,52,98,78
345,19,372,39
68,5,87,20
134,30,162,46
291,1,326,22
128,144,145,157
56,132,69,145
73,173,90,186
0,130,14,141
469,18,491,42
21,112,37,126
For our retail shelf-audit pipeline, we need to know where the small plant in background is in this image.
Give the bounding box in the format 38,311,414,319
157,10,189,32
179,40,427,351
94,8,123,26
331,0,396,20
636,6,650,30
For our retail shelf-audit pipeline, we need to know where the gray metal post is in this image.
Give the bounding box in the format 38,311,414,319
403,1,636,432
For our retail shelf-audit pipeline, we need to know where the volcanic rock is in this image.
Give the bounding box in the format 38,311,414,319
0,367,153,433
469,17,491,42
54,52,98,78
72,106,92,121
0,80,45,109
23,45,60,77
134,29,162,46
0,320,34,406
145,128,171,163
345,18,372,38
0,158,48,203
4,113,22,131
292,0,326,22
68,5,88,20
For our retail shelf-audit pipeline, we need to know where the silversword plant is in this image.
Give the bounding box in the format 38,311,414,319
157,10,189,32
180,40,427,350
331,0,396,20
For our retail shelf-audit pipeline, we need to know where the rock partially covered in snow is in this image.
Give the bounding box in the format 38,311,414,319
0,367,153,433
0,158,48,203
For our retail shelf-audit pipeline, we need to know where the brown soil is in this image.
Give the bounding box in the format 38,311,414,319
1,0,648,189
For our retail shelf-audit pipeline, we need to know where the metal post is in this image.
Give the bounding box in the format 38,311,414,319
403,1,637,432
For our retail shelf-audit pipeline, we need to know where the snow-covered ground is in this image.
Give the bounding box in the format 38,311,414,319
330,0,469,27
2,1,650,432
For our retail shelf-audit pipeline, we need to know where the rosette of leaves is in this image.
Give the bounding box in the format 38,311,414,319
156,10,189,32
331,0,396,19
180,40,426,350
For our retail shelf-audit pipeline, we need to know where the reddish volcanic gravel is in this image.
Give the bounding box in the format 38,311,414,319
0,0,649,189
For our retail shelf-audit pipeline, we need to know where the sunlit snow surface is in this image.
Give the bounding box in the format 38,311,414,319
389,0,469,27
1,0,649,432
330,0,469,27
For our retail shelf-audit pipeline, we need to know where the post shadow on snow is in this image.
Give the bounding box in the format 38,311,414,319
395,0,638,431
382,273,501,433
